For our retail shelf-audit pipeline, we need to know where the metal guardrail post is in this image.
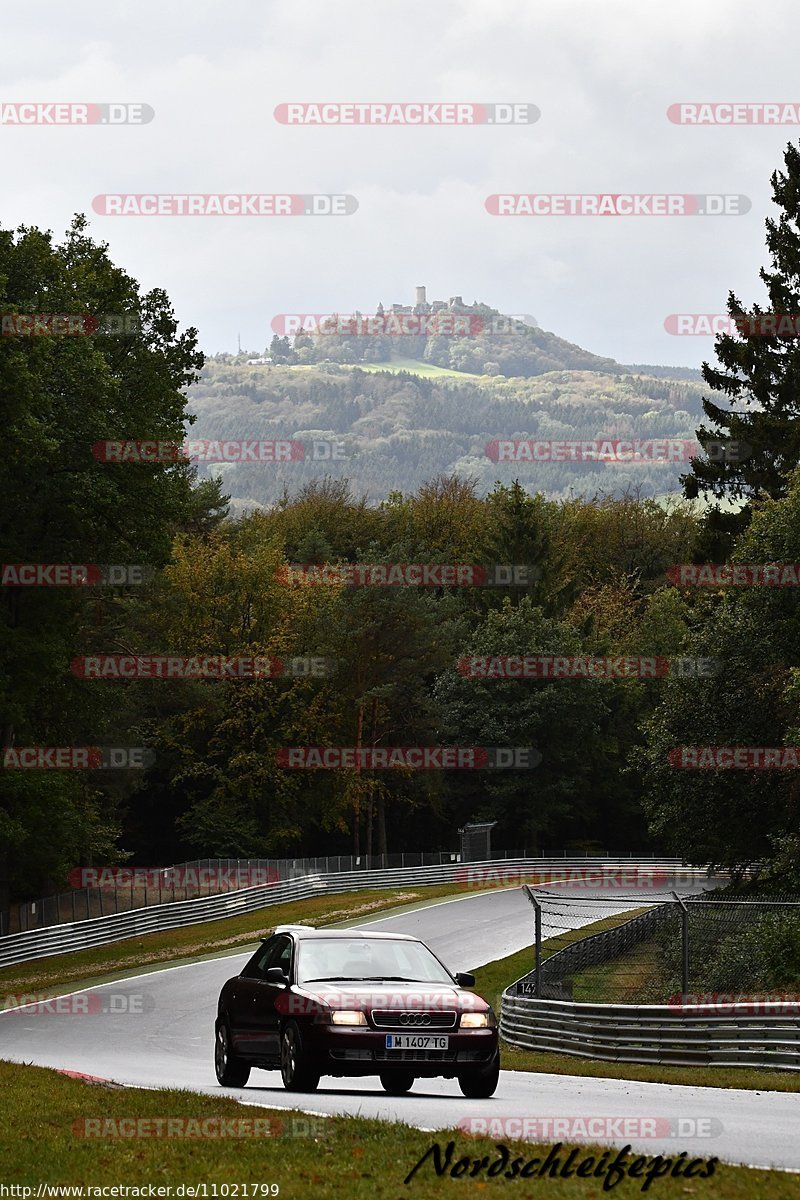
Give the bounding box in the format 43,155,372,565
672,891,690,1001
523,884,542,997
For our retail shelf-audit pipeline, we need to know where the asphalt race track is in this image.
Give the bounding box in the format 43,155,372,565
2,878,799,1173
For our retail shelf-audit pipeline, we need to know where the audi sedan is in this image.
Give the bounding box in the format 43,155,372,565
214,925,499,1096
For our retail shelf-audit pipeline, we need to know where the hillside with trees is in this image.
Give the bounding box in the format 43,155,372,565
187,358,707,508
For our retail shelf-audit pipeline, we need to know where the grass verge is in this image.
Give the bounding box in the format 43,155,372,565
570,936,663,1002
337,356,486,379
0,1062,796,1195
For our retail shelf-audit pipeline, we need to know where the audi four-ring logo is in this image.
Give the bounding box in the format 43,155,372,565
399,1012,431,1026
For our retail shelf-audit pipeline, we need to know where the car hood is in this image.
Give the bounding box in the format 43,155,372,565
292,980,489,1013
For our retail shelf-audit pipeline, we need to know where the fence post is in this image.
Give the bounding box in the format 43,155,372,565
672,891,689,1001
523,885,542,997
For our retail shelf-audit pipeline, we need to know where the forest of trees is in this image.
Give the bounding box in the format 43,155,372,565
5,140,800,920
187,359,706,506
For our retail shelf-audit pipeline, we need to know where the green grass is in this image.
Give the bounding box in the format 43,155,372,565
0,883,468,1001
570,936,664,1002
472,921,800,1093
471,910,650,1014
0,1062,796,1195
333,356,487,380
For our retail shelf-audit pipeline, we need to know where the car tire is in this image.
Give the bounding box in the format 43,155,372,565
215,1020,251,1088
457,1053,500,1099
379,1071,415,1095
280,1021,321,1092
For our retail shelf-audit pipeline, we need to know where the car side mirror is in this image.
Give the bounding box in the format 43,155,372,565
455,972,475,987
264,966,288,985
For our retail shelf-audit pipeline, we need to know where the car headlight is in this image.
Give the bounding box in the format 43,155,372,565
460,1011,495,1028
330,1010,367,1026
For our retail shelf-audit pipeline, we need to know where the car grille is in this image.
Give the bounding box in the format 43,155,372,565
374,1049,458,1062
370,1010,457,1029
330,1048,490,1064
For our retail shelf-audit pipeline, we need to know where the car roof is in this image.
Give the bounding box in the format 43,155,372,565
264,926,418,942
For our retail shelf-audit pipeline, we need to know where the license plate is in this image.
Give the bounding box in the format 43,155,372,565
385,1034,449,1050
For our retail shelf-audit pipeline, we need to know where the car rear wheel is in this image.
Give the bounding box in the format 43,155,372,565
379,1071,415,1095
215,1020,251,1088
280,1021,320,1092
458,1054,500,1098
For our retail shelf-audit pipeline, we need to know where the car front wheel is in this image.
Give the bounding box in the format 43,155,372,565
215,1020,251,1088
280,1021,320,1092
457,1053,500,1098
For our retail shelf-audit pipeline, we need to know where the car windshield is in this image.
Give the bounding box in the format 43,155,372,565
297,937,454,985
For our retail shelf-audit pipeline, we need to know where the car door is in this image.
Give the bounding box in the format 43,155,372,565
252,934,293,1060
229,938,278,1056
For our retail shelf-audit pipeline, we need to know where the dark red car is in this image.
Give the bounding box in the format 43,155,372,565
214,925,500,1096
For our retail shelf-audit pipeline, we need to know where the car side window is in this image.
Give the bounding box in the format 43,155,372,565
270,936,292,979
242,938,278,980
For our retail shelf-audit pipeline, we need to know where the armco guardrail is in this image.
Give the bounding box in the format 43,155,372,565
500,992,800,1071
0,858,703,970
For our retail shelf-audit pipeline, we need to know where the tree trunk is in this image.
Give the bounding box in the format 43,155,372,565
377,789,388,858
365,787,373,859
353,704,363,857
0,725,15,936
366,696,379,861
0,848,9,937
0,589,19,933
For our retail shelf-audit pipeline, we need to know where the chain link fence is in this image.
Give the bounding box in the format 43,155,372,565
517,888,800,1005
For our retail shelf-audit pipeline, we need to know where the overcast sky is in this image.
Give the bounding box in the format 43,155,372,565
2,0,799,366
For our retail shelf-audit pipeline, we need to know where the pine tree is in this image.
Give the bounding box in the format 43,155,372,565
683,142,800,510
